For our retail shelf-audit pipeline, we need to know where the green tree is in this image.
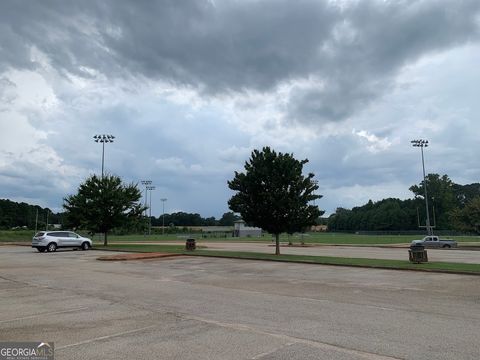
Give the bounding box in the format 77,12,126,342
0,199,62,230
218,211,241,226
228,147,322,255
450,197,480,234
409,174,457,229
63,174,145,245
452,183,480,207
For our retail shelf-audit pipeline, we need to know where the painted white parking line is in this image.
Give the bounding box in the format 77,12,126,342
56,325,157,350
187,315,403,360
251,342,296,359
0,307,90,323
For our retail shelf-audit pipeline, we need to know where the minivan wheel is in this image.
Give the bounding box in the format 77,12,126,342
47,243,57,252
81,242,90,251
37,247,46,253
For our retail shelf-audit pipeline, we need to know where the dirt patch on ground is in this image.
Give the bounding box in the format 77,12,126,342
97,252,184,261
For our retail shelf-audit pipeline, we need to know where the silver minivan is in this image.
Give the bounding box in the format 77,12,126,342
32,231,92,252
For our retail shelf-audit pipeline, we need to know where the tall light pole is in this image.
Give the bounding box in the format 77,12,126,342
140,180,152,217
312,180,319,206
146,185,155,235
411,139,432,235
93,134,115,178
34,208,38,235
161,198,167,235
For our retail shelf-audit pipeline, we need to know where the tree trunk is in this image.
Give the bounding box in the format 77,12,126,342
104,231,108,246
275,233,280,255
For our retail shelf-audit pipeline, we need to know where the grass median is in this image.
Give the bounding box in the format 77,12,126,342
93,243,480,275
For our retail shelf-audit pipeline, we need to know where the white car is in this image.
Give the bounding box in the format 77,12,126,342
411,236,458,249
32,231,92,252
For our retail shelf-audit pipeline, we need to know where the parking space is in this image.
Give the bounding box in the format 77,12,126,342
1,246,479,359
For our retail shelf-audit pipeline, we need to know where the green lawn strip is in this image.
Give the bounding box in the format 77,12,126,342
286,234,480,244
104,233,480,245
0,230,35,242
93,243,480,274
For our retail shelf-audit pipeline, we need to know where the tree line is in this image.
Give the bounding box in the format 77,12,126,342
150,211,241,227
328,174,480,233
0,199,62,230
3,172,478,236
0,197,241,230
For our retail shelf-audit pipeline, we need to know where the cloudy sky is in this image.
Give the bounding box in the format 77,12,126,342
1,0,479,218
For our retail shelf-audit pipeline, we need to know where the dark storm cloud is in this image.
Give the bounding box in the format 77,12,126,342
287,0,480,123
1,0,479,122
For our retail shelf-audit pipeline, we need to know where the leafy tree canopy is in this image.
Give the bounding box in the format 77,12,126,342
228,147,322,254
409,174,457,229
63,174,145,245
450,197,480,234
0,199,61,230
328,174,480,232
218,211,242,226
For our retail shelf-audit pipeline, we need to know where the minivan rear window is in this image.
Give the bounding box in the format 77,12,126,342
34,232,45,237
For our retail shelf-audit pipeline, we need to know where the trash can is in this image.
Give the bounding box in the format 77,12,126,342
409,244,428,263
185,238,196,251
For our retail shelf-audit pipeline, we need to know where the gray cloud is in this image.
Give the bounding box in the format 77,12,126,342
2,1,478,124
0,77,17,110
1,0,480,216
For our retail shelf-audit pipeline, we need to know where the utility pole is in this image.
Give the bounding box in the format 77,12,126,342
35,208,38,235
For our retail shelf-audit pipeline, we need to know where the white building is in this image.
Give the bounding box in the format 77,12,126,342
233,220,262,237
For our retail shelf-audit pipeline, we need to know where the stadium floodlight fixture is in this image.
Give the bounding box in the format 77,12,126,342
411,139,428,148
411,138,432,235
93,134,115,178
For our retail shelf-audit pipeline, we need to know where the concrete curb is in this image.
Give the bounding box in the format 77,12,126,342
97,252,184,261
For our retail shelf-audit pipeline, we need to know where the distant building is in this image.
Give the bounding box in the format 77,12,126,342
233,220,262,237
310,224,327,232
200,226,233,238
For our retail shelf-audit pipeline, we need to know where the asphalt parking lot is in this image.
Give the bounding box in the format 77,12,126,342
1,246,479,360
111,241,480,264
199,242,480,264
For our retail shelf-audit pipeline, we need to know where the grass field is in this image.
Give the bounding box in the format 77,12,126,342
100,232,480,245
2,230,479,245
94,243,480,275
0,230,37,242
